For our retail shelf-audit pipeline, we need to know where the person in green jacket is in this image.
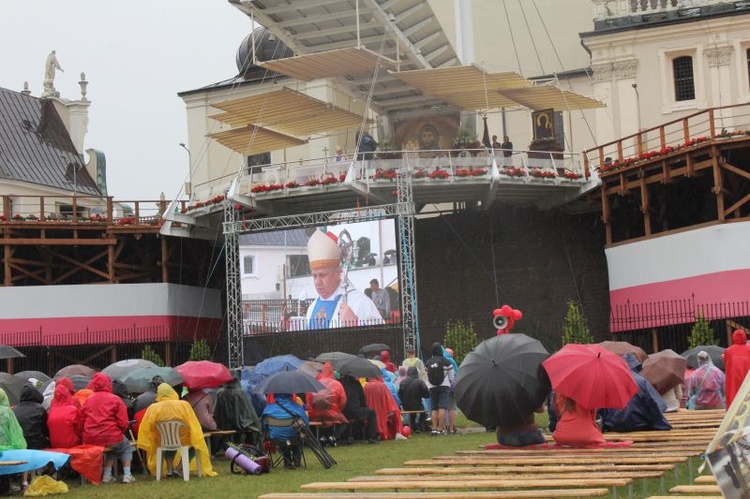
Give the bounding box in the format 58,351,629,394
0,388,27,450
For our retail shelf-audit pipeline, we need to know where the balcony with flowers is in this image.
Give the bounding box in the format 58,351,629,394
584,105,750,179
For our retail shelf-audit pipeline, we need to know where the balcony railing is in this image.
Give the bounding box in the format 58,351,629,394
583,102,750,177
592,0,724,21
0,195,189,226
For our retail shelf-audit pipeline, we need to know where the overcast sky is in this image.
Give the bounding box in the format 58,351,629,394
0,1,252,201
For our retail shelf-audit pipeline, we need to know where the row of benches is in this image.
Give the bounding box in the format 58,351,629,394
256,408,725,499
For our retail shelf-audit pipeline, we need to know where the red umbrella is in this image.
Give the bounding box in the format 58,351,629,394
174,360,233,389
641,349,687,395
598,341,648,363
542,343,638,410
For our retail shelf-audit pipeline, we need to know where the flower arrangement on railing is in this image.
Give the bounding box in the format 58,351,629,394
428,169,451,180
373,169,397,181
305,178,321,187
25,214,39,221
285,181,300,189
598,135,726,175
339,172,347,182
184,194,226,212
320,174,339,185
530,170,556,179
413,169,427,179
250,183,283,194
564,172,583,180
117,217,135,226
12,214,24,221
500,167,526,177
455,168,489,177
0,215,6,221
717,129,749,139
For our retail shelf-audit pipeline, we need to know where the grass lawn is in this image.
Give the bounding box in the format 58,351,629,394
48,414,702,499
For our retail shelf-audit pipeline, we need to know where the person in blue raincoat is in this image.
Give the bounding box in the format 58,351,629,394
262,393,308,468
599,353,672,432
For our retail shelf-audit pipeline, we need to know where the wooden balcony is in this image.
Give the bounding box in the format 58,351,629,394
583,103,750,246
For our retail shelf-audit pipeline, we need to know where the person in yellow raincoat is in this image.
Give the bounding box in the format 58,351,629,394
136,384,216,477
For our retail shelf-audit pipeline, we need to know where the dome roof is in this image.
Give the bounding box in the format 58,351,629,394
236,28,294,75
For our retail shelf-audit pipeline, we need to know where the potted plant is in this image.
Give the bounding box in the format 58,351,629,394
428,169,450,180
376,137,401,160
452,125,478,154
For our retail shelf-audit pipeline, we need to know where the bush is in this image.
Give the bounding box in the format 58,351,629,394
189,340,213,361
443,319,479,365
688,313,716,348
561,300,593,345
141,344,165,366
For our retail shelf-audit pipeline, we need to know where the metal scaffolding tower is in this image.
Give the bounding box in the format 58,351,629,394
224,201,244,369
396,168,420,354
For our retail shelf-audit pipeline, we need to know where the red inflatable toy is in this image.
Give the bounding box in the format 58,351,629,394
492,305,523,335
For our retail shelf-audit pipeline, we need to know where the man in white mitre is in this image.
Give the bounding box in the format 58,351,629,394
305,230,383,329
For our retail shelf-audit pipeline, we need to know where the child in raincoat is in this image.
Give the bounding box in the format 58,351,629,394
137,383,216,477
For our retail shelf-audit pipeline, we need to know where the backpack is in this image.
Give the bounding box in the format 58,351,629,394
426,358,446,386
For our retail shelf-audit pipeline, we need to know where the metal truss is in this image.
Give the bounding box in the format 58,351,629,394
224,201,244,369
222,199,419,360
395,169,420,354
223,204,403,234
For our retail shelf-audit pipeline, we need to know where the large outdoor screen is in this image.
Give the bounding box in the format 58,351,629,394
239,218,399,334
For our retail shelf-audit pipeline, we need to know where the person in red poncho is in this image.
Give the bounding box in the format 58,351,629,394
380,351,397,373
80,373,135,484
363,376,402,441
551,392,605,448
48,383,82,448
306,362,348,445
724,329,750,409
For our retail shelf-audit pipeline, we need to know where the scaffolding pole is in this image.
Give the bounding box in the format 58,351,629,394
224,201,244,369
396,168,419,354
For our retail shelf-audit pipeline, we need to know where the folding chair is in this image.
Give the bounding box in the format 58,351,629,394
154,419,202,481
262,417,306,469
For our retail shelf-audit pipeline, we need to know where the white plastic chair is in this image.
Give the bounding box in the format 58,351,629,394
155,419,202,481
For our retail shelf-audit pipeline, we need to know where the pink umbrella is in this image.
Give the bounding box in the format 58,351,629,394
174,360,233,389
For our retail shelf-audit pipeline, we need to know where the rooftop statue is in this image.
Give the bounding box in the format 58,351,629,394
42,50,64,98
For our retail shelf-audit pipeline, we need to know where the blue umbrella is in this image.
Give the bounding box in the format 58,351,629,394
254,354,303,377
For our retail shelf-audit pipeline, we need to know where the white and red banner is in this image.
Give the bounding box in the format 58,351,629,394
0,283,223,346
607,222,750,331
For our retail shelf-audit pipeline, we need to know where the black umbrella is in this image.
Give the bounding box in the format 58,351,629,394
257,370,325,395
455,334,551,428
0,346,25,360
681,345,726,370
338,357,383,379
359,343,390,356
14,371,51,386
314,352,356,369
0,373,31,405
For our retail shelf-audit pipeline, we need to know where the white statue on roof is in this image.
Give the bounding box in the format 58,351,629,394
42,50,64,98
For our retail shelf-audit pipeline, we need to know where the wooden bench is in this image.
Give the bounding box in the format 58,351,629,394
350,471,664,481
299,478,633,492
203,429,238,456
377,464,677,475
693,475,718,484
258,489,611,499
669,484,723,494
416,455,688,465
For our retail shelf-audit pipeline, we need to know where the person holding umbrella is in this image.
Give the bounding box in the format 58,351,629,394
598,354,671,432
551,393,606,447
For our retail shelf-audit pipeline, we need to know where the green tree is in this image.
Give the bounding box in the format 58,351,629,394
561,300,593,345
189,340,213,361
687,313,716,348
141,344,165,367
443,319,479,365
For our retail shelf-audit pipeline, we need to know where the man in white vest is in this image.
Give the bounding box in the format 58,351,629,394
305,230,383,329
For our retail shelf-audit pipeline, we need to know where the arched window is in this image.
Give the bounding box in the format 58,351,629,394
673,56,695,101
